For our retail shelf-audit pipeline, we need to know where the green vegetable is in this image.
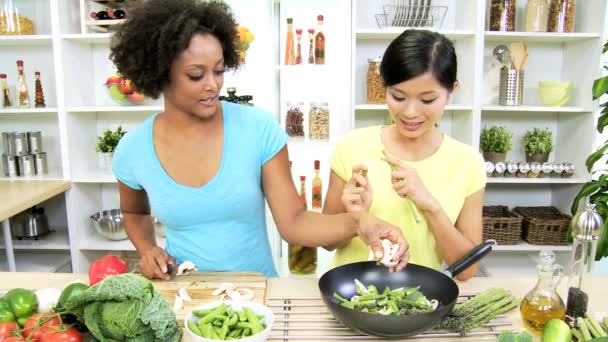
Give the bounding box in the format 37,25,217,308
579,317,594,341
16,315,30,327
62,273,182,342
4,288,37,318
54,282,89,312
0,309,15,322
516,331,533,342
497,330,516,342
586,313,607,337
588,338,608,342
542,319,572,342
189,304,267,340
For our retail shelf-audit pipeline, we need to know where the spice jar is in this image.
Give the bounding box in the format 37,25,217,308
493,162,506,177
485,161,495,177
517,162,530,178
309,102,329,140
367,57,385,104
551,163,565,178
547,0,575,32
505,161,518,177
525,0,549,32
562,163,574,178
288,245,317,275
285,102,305,138
528,162,541,178
539,162,553,178
566,204,603,327
490,0,517,32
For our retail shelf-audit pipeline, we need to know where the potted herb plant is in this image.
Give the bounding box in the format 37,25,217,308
96,126,126,172
480,125,513,163
522,127,554,163
570,41,608,261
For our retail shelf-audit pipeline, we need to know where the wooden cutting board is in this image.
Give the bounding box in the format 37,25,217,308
152,271,267,324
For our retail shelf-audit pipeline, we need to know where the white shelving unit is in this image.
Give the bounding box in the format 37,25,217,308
1,0,605,276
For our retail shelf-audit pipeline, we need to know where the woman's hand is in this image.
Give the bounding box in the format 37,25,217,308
356,212,409,272
139,246,176,280
382,155,440,213
341,164,373,213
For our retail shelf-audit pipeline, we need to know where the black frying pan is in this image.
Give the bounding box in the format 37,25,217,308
318,241,494,338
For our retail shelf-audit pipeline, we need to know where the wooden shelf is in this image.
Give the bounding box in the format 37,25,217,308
484,31,601,43
487,178,588,184
0,169,65,182
0,35,53,46
0,229,70,250
357,29,475,41
481,105,587,113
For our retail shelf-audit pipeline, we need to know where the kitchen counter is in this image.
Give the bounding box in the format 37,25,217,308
0,180,72,271
1,272,607,341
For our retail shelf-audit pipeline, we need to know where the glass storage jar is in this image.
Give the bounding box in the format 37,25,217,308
525,0,549,32
285,102,305,138
309,102,329,140
547,0,575,32
367,57,385,104
489,0,517,31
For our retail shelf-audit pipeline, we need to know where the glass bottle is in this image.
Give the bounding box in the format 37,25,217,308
565,204,603,327
295,29,303,65
0,74,12,108
285,102,305,137
34,71,46,108
314,15,325,65
489,0,517,32
312,160,322,210
525,0,549,32
309,102,329,140
367,57,385,104
284,18,295,65
520,250,566,335
307,29,315,64
16,60,30,108
288,175,318,274
547,0,575,32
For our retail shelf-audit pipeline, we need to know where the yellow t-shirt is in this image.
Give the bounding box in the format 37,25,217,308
329,126,486,271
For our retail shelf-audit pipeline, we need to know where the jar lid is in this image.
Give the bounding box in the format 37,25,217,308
310,102,328,107
286,101,304,106
368,56,382,63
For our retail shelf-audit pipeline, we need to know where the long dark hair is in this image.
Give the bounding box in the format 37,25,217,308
380,29,457,92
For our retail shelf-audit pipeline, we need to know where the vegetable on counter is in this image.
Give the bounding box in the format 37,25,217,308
333,279,438,315
88,255,128,286
570,314,608,341
2,288,37,325
188,303,267,340
497,330,533,342
438,288,521,335
34,288,61,313
542,318,572,342
61,273,182,342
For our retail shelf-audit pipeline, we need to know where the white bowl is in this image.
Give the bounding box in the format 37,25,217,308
185,301,274,342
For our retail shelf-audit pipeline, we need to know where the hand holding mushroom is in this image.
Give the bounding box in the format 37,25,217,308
357,212,409,272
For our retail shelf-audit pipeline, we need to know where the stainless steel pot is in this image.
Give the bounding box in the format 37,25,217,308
10,206,50,239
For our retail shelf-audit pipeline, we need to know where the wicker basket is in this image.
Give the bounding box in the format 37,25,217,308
513,206,571,245
482,206,523,245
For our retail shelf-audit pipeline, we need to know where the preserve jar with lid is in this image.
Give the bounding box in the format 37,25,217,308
285,102,305,137
525,0,549,32
489,0,517,31
367,57,385,104
309,102,329,140
547,0,575,32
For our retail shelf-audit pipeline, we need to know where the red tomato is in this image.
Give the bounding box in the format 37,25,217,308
88,255,128,285
39,327,82,342
2,337,27,342
23,312,61,340
0,321,19,337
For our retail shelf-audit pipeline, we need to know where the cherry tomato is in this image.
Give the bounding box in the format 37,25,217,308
0,321,19,337
23,312,60,340
39,327,82,342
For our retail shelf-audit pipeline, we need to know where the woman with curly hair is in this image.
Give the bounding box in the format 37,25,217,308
110,0,408,280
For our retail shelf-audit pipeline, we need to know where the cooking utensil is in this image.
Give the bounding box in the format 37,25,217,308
9,206,50,239
318,241,495,338
510,42,528,70
90,209,128,240
493,44,511,67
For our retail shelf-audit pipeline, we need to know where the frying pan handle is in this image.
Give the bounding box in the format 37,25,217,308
444,240,495,278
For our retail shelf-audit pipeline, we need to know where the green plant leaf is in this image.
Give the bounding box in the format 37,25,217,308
593,75,608,100
570,181,601,216
522,128,554,154
585,142,608,172
599,112,608,134
595,220,608,261
480,126,513,153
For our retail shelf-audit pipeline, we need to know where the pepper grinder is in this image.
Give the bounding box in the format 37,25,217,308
565,204,604,327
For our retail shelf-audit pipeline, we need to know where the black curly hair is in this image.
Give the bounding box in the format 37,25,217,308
110,0,240,99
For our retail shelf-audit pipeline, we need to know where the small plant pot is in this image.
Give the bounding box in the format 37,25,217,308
483,152,507,164
98,152,114,173
525,153,549,164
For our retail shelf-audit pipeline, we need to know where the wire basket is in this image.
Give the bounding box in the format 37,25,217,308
482,206,523,245
513,206,571,245
375,4,447,29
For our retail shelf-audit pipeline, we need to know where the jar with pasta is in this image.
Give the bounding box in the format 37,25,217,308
285,102,305,138
525,0,549,32
367,57,385,104
547,0,575,32
489,0,517,31
0,1,36,35
309,102,329,140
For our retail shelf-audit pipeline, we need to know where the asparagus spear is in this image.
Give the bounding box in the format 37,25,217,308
571,328,584,342
577,317,593,341
461,298,521,335
585,318,601,338
585,313,607,337
381,150,422,224
453,288,511,317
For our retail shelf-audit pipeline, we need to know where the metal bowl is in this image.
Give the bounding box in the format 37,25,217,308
90,209,128,241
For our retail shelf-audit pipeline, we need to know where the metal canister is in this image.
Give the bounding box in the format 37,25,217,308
551,163,565,178
562,163,575,178
528,162,542,178
517,162,530,178
34,152,48,175
17,154,35,177
26,131,43,153
5,154,18,177
505,161,518,178
493,162,507,177
13,132,28,155
2,132,16,155
485,161,495,177
540,162,554,178
1,154,8,176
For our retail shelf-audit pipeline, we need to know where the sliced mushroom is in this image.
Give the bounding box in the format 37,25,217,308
178,288,192,302
176,261,197,276
212,282,236,296
430,299,439,311
226,288,255,301
173,294,184,311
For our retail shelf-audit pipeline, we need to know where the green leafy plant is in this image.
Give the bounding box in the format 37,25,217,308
570,41,608,261
480,126,513,153
95,126,126,153
522,127,554,154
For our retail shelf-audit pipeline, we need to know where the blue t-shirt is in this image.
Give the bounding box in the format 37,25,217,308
112,101,287,277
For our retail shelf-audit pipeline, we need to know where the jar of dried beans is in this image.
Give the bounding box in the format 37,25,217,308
489,0,517,31
367,57,385,104
285,102,305,138
309,102,329,140
547,0,575,32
